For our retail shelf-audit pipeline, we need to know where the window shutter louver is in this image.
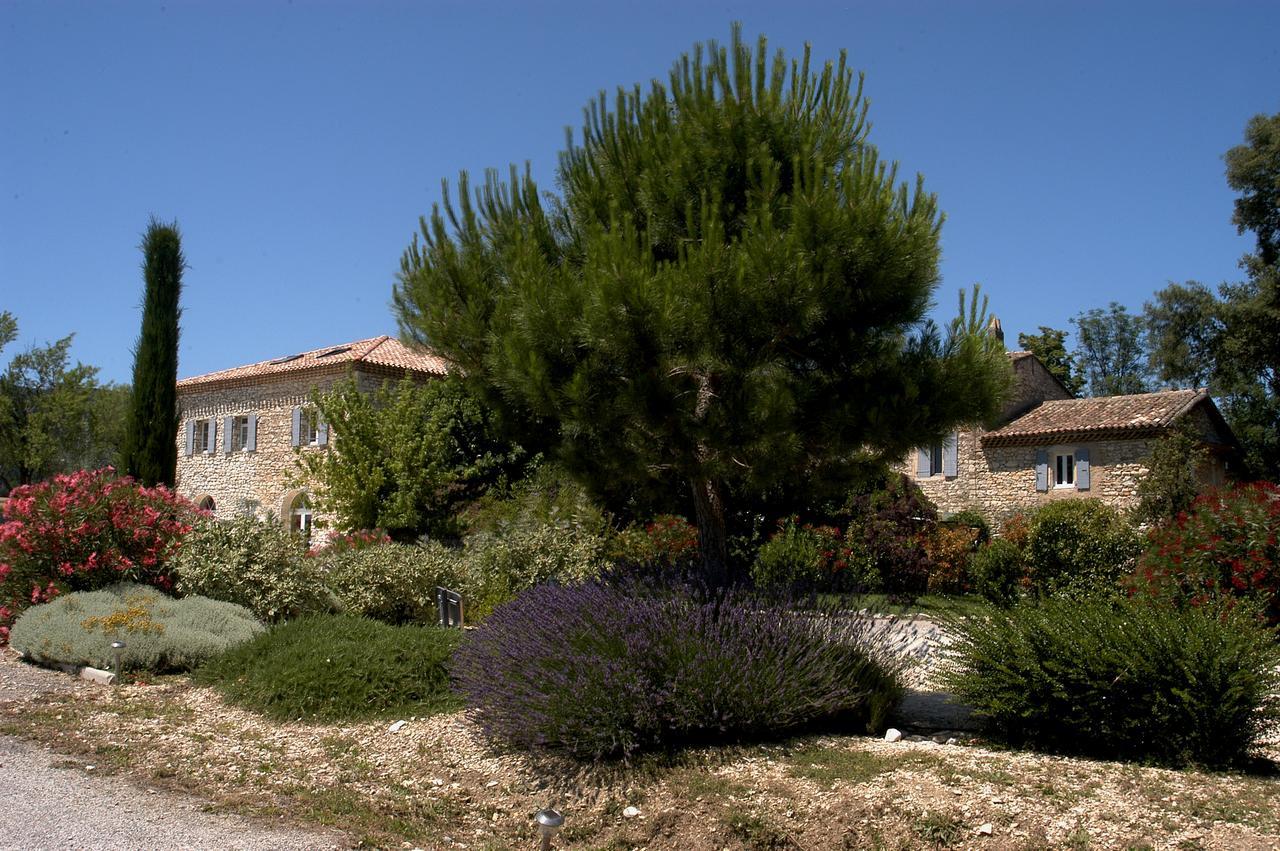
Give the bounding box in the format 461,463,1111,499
205,418,217,455
1035,450,1049,492
317,417,329,446
916,447,932,477
291,407,301,447
942,433,959,478
1076,447,1091,490
223,417,233,453
185,421,194,456
246,414,257,451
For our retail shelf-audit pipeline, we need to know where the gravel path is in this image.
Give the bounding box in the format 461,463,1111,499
0,653,350,850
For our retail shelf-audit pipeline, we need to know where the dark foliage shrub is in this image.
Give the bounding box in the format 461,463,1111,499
943,509,991,544
173,516,332,622
196,614,461,721
0,468,200,641
12,583,262,672
751,519,875,592
941,594,1280,767
924,525,979,594
454,583,903,759
1129,482,1280,625
968,539,1024,605
1024,499,1142,596
849,475,937,600
607,514,701,573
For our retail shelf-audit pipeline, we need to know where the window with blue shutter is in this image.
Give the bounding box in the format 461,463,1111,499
1076,447,1091,490
942,433,958,478
291,407,302,447
222,417,234,454
246,414,257,452
185,421,195,456
916,447,932,478
1035,450,1049,492
204,418,217,455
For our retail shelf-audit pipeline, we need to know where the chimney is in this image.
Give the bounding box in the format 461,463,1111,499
987,316,1005,346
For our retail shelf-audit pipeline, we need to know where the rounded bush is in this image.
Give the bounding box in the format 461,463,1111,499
1024,499,1142,595
457,523,604,620
173,516,332,622
320,541,459,624
941,594,1280,768
968,538,1024,605
11,582,263,672
195,614,461,721
454,583,903,760
1130,482,1280,625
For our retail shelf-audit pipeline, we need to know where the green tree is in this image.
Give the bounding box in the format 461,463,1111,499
1072,302,1150,397
121,218,184,487
0,317,104,493
1134,421,1210,525
1017,326,1082,395
1145,112,1280,478
294,375,520,540
393,28,1011,582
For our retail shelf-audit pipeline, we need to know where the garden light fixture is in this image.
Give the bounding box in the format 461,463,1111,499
535,808,564,850
110,641,125,680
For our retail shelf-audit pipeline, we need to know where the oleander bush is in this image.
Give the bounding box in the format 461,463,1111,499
320,541,460,624
195,614,462,721
1128,482,1280,625
1023,499,1142,596
968,538,1025,605
751,519,876,592
173,516,333,622
0,468,200,642
10,583,263,672
941,594,1280,768
454,582,904,760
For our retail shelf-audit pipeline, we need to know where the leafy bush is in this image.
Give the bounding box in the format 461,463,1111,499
11,583,263,672
307,529,391,557
195,614,461,721
1133,423,1210,525
457,523,605,619
968,538,1024,605
464,461,607,539
0,468,200,641
1023,499,1142,595
941,594,1280,767
1129,482,1280,624
173,516,332,622
320,541,459,624
454,583,903,759
849,475,937,600
751,519,876,592
924,525,979,594
607,514,701,572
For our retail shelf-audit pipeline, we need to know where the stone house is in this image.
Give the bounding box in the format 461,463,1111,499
903,350,1236,526
174,336,448,541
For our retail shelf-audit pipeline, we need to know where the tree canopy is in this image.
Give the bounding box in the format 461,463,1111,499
1017,326,1082,396
1072,302,1150,397
393,28,1011,581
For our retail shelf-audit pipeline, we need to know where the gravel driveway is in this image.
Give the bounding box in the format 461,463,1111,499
0,653,349,850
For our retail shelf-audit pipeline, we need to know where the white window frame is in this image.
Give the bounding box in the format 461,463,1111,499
1053,451,1076,488
194,419,212,453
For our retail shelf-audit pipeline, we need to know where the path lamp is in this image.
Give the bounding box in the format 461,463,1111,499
110,641,125,683
535,808,564,850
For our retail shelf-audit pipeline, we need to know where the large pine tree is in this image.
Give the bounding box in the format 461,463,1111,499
394,27,1010,583
122,218,184,487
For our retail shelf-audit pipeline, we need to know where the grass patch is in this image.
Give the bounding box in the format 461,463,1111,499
912,810,964,847
724,807,797,849
194,614,462,722
786,743,946,785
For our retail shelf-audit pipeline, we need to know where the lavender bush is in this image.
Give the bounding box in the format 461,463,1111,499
452,583,904,759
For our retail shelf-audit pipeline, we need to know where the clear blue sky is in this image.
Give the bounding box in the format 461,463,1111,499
3,0,1278,385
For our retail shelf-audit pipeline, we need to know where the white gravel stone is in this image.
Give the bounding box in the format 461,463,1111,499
884,728,903,743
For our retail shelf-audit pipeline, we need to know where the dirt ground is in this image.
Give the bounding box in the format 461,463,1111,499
2,652,1279,850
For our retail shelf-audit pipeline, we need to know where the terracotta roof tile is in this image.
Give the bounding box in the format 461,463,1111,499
982,388,1205,446
177,336,449,391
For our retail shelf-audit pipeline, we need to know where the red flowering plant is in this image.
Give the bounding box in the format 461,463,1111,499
606,514,700,572
0,468,201,642
1127,482,1280,625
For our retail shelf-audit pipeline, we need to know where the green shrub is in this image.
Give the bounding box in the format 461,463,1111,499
320,541,460,624
751,520,827,589
606,515,701,573
1024,499,1142,595
173,517,332,621
941,594,1280,767
195,614,462,721
457,523,604,619
968,538,1024,605
11,583,263,672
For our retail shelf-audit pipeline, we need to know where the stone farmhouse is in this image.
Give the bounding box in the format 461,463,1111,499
174,336,448,542
902,340,1236,526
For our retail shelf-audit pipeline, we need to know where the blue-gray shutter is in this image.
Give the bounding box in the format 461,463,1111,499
184,421,194,456
942,433,959,478
1035,449,1049,492
1076,446,1091,490
291,407,302,447
204,418,216,454
246,414,257,451
223,417,233,453
916,447,932,477
317,416,329,446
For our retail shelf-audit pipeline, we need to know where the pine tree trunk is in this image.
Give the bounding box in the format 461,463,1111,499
691,476,731,587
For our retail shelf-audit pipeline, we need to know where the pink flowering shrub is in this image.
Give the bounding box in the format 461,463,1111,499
0,468,200,642
306,529,392,558
1128,481,1280,625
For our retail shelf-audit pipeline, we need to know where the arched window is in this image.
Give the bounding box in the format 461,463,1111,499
197,495,216,516
289,492,313,545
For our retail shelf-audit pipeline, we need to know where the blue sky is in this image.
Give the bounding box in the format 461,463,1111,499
2,0,1278,385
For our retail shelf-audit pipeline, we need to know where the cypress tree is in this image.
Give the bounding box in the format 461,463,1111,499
122,218,184,487
394,27,1011,584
